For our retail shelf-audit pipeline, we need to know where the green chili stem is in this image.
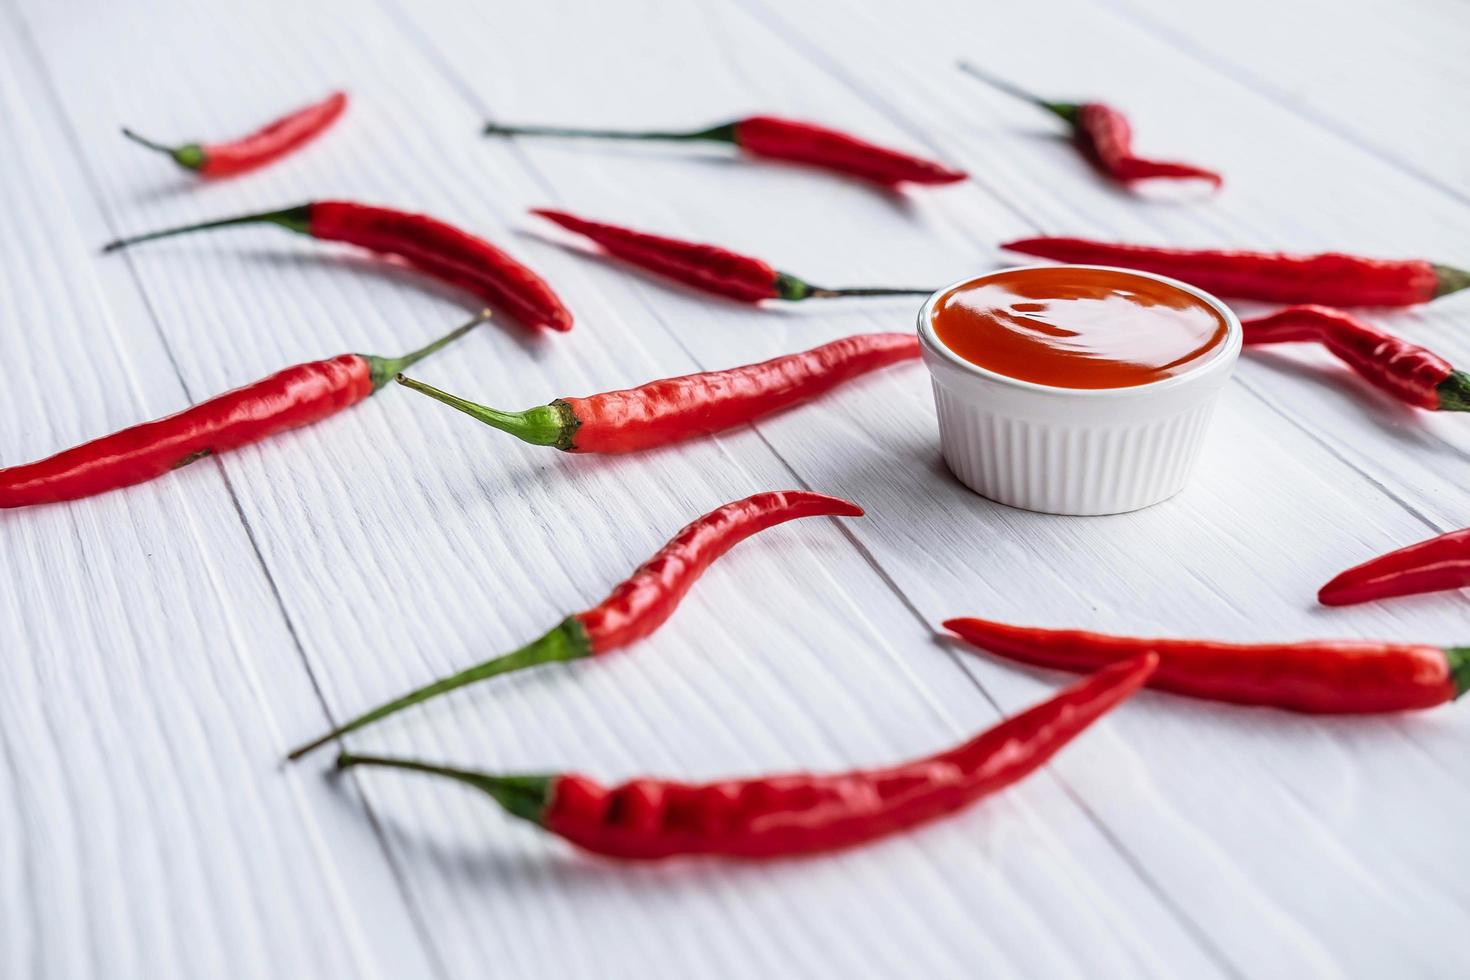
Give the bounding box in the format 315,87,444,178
774,272,931,301
395,374,577,449
285,617,591,762
121,127,179,155
1446,648,1470,698
1434,265,1470,299
483,121,738,144
803,286,935,298
364,310,490,390
956,62,1078,124
337,752,554,823
101,204,313,253
1436,372,1470,413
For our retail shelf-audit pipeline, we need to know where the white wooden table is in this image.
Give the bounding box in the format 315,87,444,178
3,0,1467,976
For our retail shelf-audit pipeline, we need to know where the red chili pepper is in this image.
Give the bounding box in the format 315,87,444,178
0,312,485,509
102,202,573,332
945,617,1470,714
334,655,1155,860
1001,236,1470,307
1241,305,1470,410
483,116,966,186
532,209,931,302
286,491,863,760
1319,529,1470,606
958,63,1221,188
122,91,348,178
395,333,920,454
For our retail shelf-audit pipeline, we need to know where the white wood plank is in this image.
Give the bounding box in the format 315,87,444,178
389,0,1470,975
5,0,1228,977
1102,0,1470,199
0,20,439,980
5,0,1468,976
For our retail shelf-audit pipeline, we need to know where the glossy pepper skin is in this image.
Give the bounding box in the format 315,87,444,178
957,64,1220,188
396,333,921,454
1242,305,1470,411
483,116,966,187
1319,529,1470,607
336,655,1155,860
102,202,572,332
945,617,1470,714
122,91,348,177
1002,237,1470,307
731,116,967,186
0,314,485,509
532,209,931,302
1070,104,1222,188
286,491,863,760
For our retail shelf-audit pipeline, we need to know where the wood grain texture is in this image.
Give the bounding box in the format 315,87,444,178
2,0,1466,976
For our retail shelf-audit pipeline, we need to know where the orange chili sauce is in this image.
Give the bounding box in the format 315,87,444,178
932,267,1229,389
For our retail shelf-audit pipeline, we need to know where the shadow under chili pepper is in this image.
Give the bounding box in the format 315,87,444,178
518,229,761,308
232,249,551,359
519,229,933,317
1242,348,1443,441
1002,133,1216,204
496,138,934,206
123,175,216,207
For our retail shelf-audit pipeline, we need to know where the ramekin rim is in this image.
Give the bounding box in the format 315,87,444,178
916,264,1243,398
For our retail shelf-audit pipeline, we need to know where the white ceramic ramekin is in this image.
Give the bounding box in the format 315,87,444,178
919,265,1242,516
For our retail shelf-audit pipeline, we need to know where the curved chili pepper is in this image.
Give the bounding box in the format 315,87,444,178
286,491,863,760
102,202,572,332
532,209,931,302
483,116,966,186
1319,529,1470,606
0,312,485,509
335,655,1155,860
958,63,1220,188
122,91,348,178
395,333,920,454
1241,305,1470,410
1001,236,1470,307
945,617,1470,714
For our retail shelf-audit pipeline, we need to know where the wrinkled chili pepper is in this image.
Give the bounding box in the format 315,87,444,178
484,116,966,186
1242,305,1470,411
958,63,1221,188
945,617,1470,713
1319,529,1470,606
533,209,930,302
122,91,348,177
335,655,1155,860
396,333,920,454
1001,236,1470,306
0,312,486,509
286,491,862,760
102,202,572,332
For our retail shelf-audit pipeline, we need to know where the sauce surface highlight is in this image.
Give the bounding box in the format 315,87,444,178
932,267,1229,389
